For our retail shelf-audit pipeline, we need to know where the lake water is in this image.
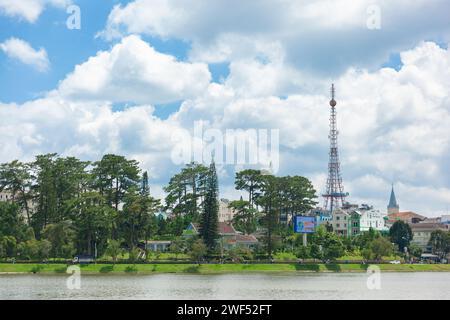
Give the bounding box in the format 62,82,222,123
0,272,449,300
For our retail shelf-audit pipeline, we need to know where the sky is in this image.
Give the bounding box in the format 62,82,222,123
1,0,450,217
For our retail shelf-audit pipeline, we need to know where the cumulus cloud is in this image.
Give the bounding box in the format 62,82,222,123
0,37,50,71
58,35,211,104
170,41,450,215
0,0,70,23
99,0,450,74
1,33,449,215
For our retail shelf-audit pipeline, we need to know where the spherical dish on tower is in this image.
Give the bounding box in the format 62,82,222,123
330,99,337,107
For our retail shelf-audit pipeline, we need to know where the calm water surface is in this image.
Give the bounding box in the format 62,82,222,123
0,273,449,300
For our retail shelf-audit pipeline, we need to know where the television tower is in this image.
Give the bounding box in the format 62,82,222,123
323,84,348,212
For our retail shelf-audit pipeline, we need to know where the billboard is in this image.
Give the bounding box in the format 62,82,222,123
294,216,316,234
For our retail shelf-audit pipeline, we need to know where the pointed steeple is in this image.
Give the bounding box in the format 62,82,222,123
387,184,399,214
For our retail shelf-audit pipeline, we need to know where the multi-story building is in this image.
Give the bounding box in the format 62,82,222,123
0,190,13,202
410,223,449,252
218,198,238,223
331,208,350,236
357,204,388,233
0,190,34,222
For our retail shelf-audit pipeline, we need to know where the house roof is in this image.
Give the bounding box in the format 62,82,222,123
191,222,237,235
388,211,426,222
410,223,448,232
236,234,258,243
144,240,172,244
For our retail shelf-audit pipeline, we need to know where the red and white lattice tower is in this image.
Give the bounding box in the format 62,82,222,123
322,84,348,212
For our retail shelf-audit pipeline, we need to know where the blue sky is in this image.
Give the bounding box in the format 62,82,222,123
1,0,450,216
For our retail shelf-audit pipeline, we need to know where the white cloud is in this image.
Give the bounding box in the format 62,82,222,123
1,35,450,216
100,0,450,74
58,35,211,104
0,37,50,72
0,0,70,23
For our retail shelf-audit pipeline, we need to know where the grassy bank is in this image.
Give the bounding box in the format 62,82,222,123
2,263,450,274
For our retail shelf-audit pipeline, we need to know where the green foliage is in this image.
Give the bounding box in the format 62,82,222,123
229,198,258,234
309,226,345,262
199,160,219,252
389,221,413,252
370,237,393,261
0,236,17,258
295,245,311,259
190,239,207,264
169,238,185,260
429,230,450,260
352,228,381,249
164,162,208,220
128,247,141,263
227,246,254,262
408,243,423,258
0,202,26,240
42,221,76,258
235,169,263,208
105,239,123,264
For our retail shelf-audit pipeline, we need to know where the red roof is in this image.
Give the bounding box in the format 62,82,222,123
236,234,258,243
388,211,426,222
411,223,449,231
192,222,236,235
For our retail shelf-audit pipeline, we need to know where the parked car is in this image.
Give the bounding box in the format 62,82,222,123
73,255,95,264
389,260,401,264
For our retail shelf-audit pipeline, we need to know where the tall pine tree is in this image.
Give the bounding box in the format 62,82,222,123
199,158,219,252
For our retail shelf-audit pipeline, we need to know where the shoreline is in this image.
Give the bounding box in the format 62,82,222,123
1,263,450,274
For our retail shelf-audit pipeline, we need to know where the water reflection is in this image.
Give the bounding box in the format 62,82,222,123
0,273,449,300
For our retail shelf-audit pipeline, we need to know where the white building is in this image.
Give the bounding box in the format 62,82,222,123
357,204,388,232
0,190,13,202
218,199,237,223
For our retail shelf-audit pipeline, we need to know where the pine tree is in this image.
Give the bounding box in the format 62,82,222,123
199,158,219,252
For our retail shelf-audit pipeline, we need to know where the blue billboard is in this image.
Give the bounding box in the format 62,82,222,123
294,216,316,233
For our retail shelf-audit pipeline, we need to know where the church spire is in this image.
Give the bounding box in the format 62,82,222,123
387,184,399,214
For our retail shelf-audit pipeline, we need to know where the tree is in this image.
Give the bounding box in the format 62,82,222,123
164,162,208,221
105,239,123,264
389,221,413,252
277,176,317,225
42,221,76,258
309,225,345,262
190,239,207,264
0,202,26,240
429,230,450,260
68,192,113,257
408,243,423,259
256,175,282,258
229,197,258,234
92,154,140,213
370,237,393,261
169,238,185,261
0,160,34,223
199,159,219,252
235,169,263,208
0,236,17,259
